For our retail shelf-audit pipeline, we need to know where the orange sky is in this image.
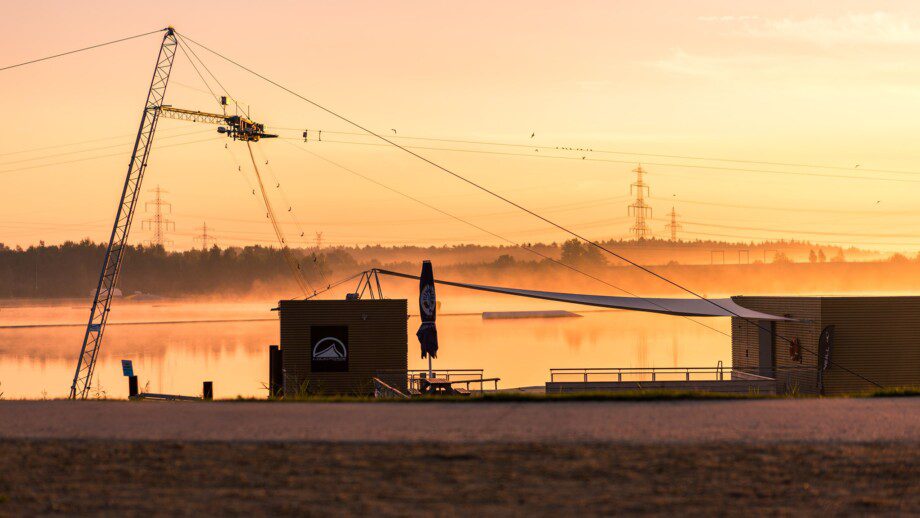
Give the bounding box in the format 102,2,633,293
4,1,920,252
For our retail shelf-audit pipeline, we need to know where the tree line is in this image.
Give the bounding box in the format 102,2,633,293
0,240,354,299
0,238,911,299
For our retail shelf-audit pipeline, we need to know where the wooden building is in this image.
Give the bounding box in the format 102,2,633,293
732,296,920,395
278,299,408,397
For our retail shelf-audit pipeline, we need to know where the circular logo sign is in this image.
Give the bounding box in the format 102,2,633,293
420,284,436,317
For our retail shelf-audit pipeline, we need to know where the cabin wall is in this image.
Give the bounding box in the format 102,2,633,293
731,296,821,395
733,296,920,395
821,297,920,394
279,299,408,397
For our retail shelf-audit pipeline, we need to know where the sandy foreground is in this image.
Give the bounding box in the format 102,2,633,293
0,399,918,515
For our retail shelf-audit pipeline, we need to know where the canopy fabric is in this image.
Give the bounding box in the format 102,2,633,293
375,269,788,321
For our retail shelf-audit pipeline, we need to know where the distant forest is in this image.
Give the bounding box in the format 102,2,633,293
0,238,914,299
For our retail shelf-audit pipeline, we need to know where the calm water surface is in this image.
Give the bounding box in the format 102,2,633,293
0,293,731,399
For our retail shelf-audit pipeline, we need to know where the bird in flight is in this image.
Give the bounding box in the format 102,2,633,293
391,129,397,135
530,132,535,138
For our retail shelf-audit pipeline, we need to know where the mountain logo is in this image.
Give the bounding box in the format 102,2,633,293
313,337,347,361
310,325,349,372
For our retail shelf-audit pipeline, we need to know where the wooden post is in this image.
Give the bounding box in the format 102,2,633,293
269,345,283,398
128,375,138,398
203,381,213,400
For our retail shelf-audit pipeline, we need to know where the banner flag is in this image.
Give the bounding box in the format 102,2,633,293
817,325,835,394
416,260,439,359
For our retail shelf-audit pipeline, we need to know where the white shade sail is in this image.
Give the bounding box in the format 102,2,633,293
376,269,788,320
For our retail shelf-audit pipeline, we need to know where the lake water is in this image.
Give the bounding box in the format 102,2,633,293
0,293,730,399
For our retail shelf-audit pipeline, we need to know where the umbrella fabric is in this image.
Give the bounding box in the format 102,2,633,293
416,261,439,358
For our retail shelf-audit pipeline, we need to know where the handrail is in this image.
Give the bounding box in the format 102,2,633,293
407,369,498,393
375,369,500,394
372,377,410,399
549,365,812,383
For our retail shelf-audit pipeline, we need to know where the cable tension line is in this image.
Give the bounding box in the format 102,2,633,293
180,30,881,387
0,29,165,72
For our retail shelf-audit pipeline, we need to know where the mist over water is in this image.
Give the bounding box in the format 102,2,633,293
3,269,917,399
0,294,728,399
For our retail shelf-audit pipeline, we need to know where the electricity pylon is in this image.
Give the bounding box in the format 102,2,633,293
141,185,175,248
194,221,215,250
665,206,681,241
628,165,652,240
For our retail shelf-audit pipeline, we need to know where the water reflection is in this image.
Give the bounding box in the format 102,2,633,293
0,301,730,399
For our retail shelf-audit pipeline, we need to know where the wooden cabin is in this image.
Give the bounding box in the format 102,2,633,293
732,296,920,395
277,299,408,397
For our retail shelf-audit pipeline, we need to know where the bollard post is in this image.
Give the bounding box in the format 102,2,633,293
128,375,138,399
269,345,283,398
203,381,213,400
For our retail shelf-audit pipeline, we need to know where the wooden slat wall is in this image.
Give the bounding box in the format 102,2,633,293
732,296,920,395
280,299,408,396
732,297,821,395
822,297,920,394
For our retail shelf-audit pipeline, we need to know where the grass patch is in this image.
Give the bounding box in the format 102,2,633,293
863,386,920,398
225,389,777,403
471,390,774,402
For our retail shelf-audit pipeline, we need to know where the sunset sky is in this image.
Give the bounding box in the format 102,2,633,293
4,1,920,251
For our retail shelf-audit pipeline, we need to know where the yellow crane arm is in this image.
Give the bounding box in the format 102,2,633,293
157,105,277,141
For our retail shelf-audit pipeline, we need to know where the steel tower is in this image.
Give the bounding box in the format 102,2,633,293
194,221,215,250
69,28,178,399
665,206,681,241
141,185,174,248
628,165,652,240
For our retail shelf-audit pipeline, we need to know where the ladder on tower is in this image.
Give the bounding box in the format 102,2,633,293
69,27,285,399
69,28,178,400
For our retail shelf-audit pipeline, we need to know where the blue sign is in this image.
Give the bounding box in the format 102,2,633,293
121,360,134,377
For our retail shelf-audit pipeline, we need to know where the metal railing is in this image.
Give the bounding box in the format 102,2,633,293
405,369,499,393
549,365,817,383
372,377,410,399
550,365,730,383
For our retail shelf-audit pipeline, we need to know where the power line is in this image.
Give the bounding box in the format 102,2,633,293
0,125,209,158
285,141,732,338
0,29,164,72
0,136,221,176
181,31,879,387
0,129,213,167
683,220,920,240
649,195,920,216
283,136,920,185
278,127,920,180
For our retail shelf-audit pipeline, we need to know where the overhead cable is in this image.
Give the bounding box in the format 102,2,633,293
0,29,164,72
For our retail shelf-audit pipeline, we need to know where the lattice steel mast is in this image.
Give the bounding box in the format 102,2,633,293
141,185,175,248
194,221,214,250
69,28,178,399
665,206,681,241
628,164,652,240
